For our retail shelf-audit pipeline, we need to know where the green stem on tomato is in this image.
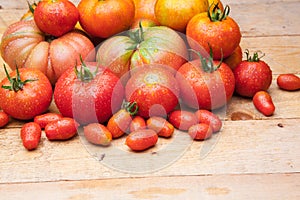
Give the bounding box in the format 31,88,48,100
122,101,139,116
208,4,230,22
127,21,145,50
244,49,265,62
74,55,98,82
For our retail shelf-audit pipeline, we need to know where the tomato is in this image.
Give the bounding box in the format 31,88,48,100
195,109,222,132
176,51,235,110
20,122,42,150
125,129,158,151
0,66,53,120
234,50,272,97
223,45,243,70
130,116,147,132
107,101,138,139
277,74,300,91
96,25,188,81
155,0,209,32
83,123,112,146
34,0,79,37
77,0,135,38
168,110,198,131
133,0,159,25
34,113,63,129
146,116,174,137
125,65,180,118
45,117,79,140
0,111,9,128
131,18,158,29
186,5,241,59
0,20,95,84
54,62,124,125
253,91,275,116
188,123,213,140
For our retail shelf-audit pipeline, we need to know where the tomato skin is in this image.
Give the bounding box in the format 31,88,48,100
253,91,275,116
223,45,243,71
234,60,272,97
133,0,159,25
107,109,133,139
186,12,241,60
125,65,180,118
194,109,222,133
34,113,63,129
176,59,235,110
277,74,300,91
20,122,42,150
0,111,9,128
130,116,147,132
54,63,125,125
83,123,112,146
45,117,79,140
0,68,53,120
188,123,213,140
168,110,198,131
146,116,174,138
77,0,135,38
34,0,79,37
125,129,158,151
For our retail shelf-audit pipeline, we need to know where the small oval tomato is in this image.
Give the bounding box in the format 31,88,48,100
195,109,222,133
34,113,63,129
146,116,174,138
0,111,9,128
83,123,112,146
188,123,213,140
45,117,79,140
107,102,138,139
130,116,147,132
253,91,275,116
20,122,42,151
168,110,198,131
0,66,53,120
125,129,158,151
277,74,300,91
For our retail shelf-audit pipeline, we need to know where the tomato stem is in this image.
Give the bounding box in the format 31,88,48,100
245,49,265,62
74,55,98,82
208,4,230,22
122,101,139,116
127,22,145,50
1,64,37,92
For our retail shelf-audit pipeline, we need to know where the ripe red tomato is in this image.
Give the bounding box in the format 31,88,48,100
168,110,198,131
146,116,174,138
125,129,158,151
277,74,300,91
186,5,241,59
83,123,112,146
77,0,135,38
188,123,213,140
0,66,53,120
223,45,243,70
234,50,272,97
20,122,42,150
130,116,147,132
176,52,235,110
45,117,79,140
0,111,9,128
253,91,275,116
34,0,79,37
125,65,180,118
195,109,222,133
34,113,63,129
0,20,95,84
54,62,124,125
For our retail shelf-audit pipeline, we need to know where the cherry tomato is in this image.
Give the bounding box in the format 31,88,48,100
83,123,112,146
45,117,79,140
188,123,213,140
0,111,9,128
168,110,198,131
125,129,158,151
20,122,42,151
130,116,147,132
195,109,222,133
146,116,174,138
34,113,63,129
253,91,275,116
277,74,300,91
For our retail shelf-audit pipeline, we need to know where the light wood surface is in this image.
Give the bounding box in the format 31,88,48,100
0,0,299,199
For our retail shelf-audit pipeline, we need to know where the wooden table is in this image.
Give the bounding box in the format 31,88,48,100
0,0,299,199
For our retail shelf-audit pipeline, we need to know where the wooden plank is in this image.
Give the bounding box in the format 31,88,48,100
0,173,299,200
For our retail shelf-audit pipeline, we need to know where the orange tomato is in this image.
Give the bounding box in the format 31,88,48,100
133,0,159,24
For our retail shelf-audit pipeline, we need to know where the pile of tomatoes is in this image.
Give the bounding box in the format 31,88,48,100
0,0,300,152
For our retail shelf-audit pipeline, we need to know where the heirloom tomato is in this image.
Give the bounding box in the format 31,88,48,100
54,62,124,125
176,50,235,110
0,66,53,120
125,65,180,118
155,0,209,32
133,0,159,25
96,25,188,82
34,0,79,37
77,0,135,38
0,20,95,84
186,5,241,59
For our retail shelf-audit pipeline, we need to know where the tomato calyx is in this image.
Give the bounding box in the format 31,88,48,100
127,22,145,50
27,1,36,14
74,56,98,82
122,101,139,116
208,4,230,22
245,49,265,62
1,64,37,92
